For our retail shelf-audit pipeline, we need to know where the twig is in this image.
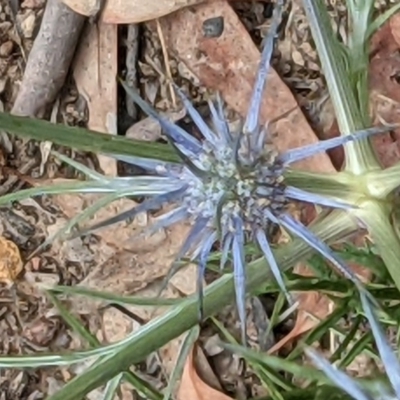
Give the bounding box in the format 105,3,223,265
11,0,86,118
125,24,139,120
156,19,176,108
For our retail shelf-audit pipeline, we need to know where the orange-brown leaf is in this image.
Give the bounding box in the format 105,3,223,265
178,346,232,400
161,0,335,173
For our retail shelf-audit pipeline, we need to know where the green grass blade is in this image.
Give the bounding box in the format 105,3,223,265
212,317,294,393
223,343,330,384
163,326,200,400
49,290,163,400
122,372,163,400
31,193,121,257
47,291,99,347
338,331,375,369
45,210,357,400
0,353,96,368
49,285,185,307
330,315,363,364
102,374,123,400
365,163,400,198
288,302,349,360
0,181,115,205
367,4,400,39
52,151,107,181
0,111,179,163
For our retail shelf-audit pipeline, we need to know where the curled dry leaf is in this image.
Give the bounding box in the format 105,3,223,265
178,345,232,400
0,236,23,284
62,0,204,23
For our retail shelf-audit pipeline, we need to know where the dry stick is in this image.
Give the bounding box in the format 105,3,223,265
125,24,139,120
11,0,86,118
156,19,177,108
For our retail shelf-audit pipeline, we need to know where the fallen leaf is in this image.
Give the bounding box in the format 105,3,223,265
126,108,186,141
73,21,118,176
391,12,400,47
178,345,232,400
62,0,101,17
63,0,204,23
0,236,23,284
160,0,335,173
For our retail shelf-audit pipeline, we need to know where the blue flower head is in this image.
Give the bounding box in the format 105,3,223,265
77,1,386,341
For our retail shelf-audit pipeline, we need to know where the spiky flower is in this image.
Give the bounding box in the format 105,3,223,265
72,1,387,340
307,293,400,400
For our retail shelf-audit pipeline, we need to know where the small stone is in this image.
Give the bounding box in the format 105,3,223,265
202,16,224,38
0,40,13,57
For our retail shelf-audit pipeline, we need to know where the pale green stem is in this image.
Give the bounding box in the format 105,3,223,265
302,0,381,174
364,164,400,198
47,210,357,400
284,169,359,201
355,201,400,291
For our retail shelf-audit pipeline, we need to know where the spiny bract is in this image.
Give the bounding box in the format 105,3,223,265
307,293,400,400
77,1,385,340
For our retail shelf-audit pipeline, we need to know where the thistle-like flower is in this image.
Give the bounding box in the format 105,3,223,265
72,1,387,340
307,293,400,400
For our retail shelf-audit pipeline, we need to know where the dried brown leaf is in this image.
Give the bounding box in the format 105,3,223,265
160,0,335,173
126,108,186,141
177,346,232,400
73,21,118,176
63,0,204,23
390,12,400,50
